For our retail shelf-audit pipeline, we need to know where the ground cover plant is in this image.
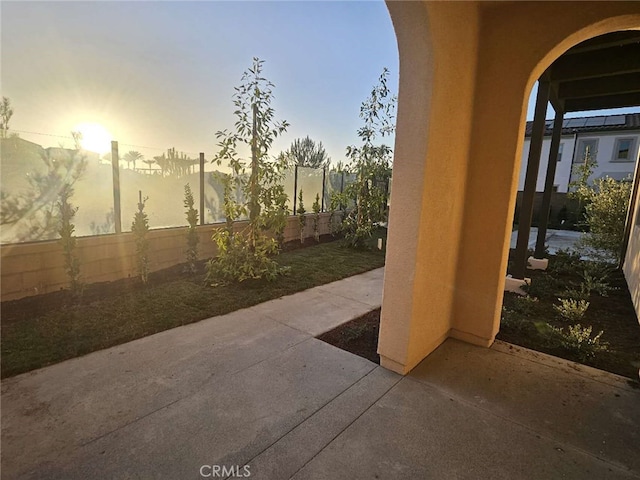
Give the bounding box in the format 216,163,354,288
1,234,385,378
498,252,639,378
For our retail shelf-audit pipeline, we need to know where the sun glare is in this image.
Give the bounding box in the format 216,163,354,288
73,122,113,154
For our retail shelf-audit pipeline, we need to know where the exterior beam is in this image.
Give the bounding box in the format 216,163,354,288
535,109,565,258
564,92,640,112
513,80,550,279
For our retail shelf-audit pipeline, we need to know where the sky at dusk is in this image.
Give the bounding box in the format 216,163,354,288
2,1,398,164
2,1,638,164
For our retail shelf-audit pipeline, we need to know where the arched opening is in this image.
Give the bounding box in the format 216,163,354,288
501,30,640,377
378,2,640,375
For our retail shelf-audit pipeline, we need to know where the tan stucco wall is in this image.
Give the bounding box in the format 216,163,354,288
380,0,640,374
1,213,333,301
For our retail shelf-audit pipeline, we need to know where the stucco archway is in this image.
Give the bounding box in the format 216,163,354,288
378,1,640,375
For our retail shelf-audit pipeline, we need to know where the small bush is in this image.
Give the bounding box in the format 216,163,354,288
132,193,150,284
298,189,306,244
523,274,562,299
312,193,321,242
184,184,199,274
510,295,540,315
553,298,589,322
558,284,591,302
206,230,280,285
550,324,608,362
548,248,583,276
501,307,526,331
580,270,614,297
57,186,82,297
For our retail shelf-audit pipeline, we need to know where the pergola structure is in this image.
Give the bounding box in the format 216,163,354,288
513,31,640,279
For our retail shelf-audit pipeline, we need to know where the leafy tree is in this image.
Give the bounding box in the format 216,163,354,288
285,136,330,169
569,152,632,263
123,150,144,171
339,68,396,248
0,139,87,242
0,96,13,139
206,57,290,284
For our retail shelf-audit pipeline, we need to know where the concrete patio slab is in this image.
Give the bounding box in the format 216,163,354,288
410,339,640,473
510,227,585,254
316,267,384,308
256,290,374,337
3,267,639,480
30,340,376,480
1,307,310,479
293,372,639,480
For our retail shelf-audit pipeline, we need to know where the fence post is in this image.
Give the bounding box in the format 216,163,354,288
111,141,122,234
199,152,205,225
293,164,298,215
321,166,326,213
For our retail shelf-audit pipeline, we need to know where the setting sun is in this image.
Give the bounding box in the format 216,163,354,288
73,122,112,154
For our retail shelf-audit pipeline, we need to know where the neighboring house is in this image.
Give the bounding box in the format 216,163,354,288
518,113,640,193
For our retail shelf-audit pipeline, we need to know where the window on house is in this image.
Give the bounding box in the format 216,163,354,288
575,139,598,163
556,142,564,162
613,137,636,162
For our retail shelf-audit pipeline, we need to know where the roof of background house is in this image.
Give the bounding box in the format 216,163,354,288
525,113,640,137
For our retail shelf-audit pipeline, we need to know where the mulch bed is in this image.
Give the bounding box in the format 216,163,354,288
317,308,381,364
318,267,640,382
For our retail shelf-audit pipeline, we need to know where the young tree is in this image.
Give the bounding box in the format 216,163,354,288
206,57,290,284
341,68,396,248
131,192,150,284
58,184,82,297
569,150,632,263
0,140,87,241
285,136,330,169
0,96,13,139
184,183,199,274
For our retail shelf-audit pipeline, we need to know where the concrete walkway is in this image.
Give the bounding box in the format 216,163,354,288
510,227,585,254
2,267,639,479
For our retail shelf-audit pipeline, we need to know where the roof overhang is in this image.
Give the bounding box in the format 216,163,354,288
543,31,640,113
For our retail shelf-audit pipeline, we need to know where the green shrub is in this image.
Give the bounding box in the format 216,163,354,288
553,298,589,322
523,274,562,298
206,229,280,285
580,270,614,297
501,307,526,331
510,295,540,315
312,193,321,242
550,324,608,362
569,154,632,263
548,248,583,276
184,184,199,274
298,189,306,244
57,185,82,297
558,284,590,302
132,193,150,284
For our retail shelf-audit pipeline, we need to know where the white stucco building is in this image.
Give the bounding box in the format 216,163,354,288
518,113,640,193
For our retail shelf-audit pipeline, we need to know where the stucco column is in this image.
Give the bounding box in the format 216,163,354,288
378,1,480,374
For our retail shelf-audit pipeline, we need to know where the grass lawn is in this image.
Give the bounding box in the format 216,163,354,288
1,236,385,378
